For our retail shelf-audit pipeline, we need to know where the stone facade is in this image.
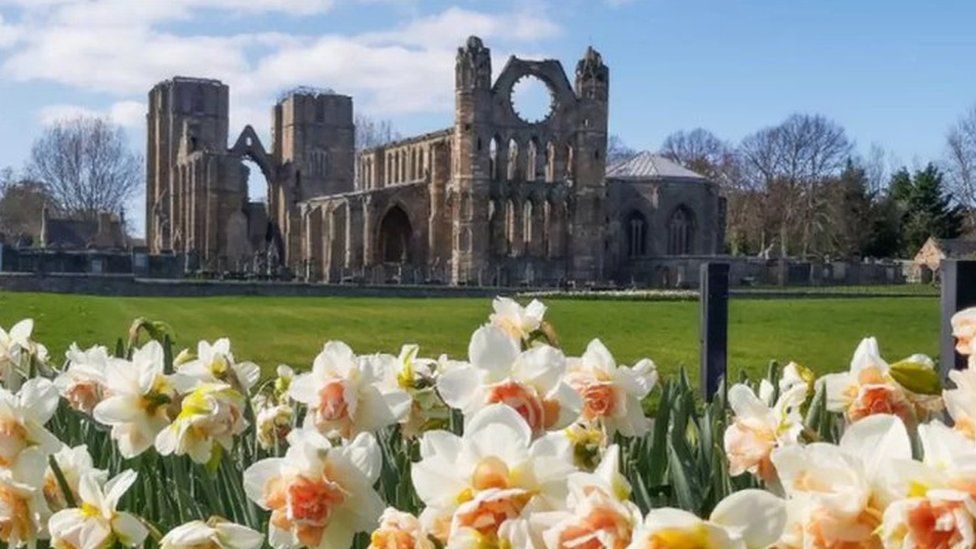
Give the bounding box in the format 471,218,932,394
145,36,724,286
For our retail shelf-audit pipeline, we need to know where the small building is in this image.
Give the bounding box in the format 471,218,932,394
40,208,129,250
912,236,976,283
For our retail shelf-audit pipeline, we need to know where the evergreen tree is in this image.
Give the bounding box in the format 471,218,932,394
891,163,964,255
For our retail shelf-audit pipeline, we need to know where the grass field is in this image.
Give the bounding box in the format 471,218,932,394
0,292,940,383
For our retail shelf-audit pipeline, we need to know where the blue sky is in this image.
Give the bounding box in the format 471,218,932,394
0,0,974,235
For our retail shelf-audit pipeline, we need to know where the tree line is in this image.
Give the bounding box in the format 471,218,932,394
633,109,973,259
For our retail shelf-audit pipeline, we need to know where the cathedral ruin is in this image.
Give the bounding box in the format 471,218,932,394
145,36,724,286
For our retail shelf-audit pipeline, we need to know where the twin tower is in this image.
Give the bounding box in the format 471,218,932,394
144,36,609,284
144,79,354,269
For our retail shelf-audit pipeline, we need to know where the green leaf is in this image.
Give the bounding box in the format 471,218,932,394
890,360,942,395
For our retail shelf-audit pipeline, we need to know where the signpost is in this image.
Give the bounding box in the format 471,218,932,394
700,262,730,400
940,259,976,378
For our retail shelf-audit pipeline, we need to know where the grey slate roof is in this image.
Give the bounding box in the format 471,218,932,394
605,151,707,181
935,237,976,258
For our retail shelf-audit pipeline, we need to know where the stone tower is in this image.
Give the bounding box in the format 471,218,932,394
450,36,493,284
571,47,609,281
270,91,355,265
146,77,229,253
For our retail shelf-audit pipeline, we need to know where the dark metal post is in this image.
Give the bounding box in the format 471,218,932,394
700,262,730,400
940,260,976,378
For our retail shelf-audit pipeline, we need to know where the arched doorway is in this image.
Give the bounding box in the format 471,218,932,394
378,206,412,263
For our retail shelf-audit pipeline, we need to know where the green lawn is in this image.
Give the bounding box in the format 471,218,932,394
0,292,940,383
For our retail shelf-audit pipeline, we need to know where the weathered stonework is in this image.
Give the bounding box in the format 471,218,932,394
145,37,724,286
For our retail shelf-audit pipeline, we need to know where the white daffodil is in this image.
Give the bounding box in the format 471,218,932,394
724,381,806,482
953,307,976,358
566,339,658,437
0,319,48,390
43,444,107,512
881,489,976,548
369,508,436,549
48,470,148,548
243,429,385,548
289,341,411,440
819,337,916,424
0,447,51,548
488,297,547,344
155,382,248,464
627,489,786,549
946,366,976,440
55,344,112,414
160,518,264,549
0,377,60,468
177,339,261,395
411,404,578,544
437,326,581,436
542,445,642,548
771,414,912,547
254,396,294,451
92,340,177,458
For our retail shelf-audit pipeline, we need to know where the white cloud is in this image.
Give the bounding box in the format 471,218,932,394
0,14,22,49
37,103,100,125
5,1,563,148
38,100,144,130
109,100,146,129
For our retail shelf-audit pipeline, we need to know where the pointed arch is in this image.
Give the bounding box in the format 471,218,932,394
667,205,696,255
507,139,520,181
378,205,412,263
489,136,502,181
625,210,648,258
527,139,539,182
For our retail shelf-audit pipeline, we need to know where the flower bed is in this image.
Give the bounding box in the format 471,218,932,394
0,299,972,547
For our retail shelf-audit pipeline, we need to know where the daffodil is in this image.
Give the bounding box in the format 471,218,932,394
43,444,107,512
289,341,411,440
771,414,912,547
953,307,976,358
243,429,385,548
881,489,976,548
48,470,148,548
437,326,581,436
542,445,642,548
627,489,785,549
0,377,61,468
55,344,112,414
369,508,436,549
820,337,919,424
0,447,51,548
0,319,48,390
488,297,548,345
177,339,261,395
411,404,578,544
254,396,294,451
723,381,806,482
566,339,658,437
160,518,264,549
155,381,248,464
92,340,177,458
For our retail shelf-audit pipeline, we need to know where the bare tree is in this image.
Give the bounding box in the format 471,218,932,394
607,134,637,165
355,114,400,152
660,128,736,182
739,114,852,257
27,116,141,220
946,105,976,229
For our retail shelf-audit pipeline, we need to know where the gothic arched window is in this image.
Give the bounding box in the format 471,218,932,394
626,211,647,258
667,206,695,255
